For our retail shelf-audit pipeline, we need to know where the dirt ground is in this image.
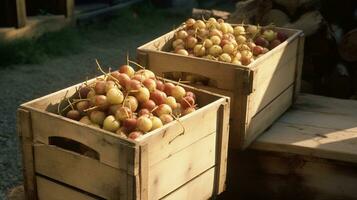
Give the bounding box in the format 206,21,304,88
0,11,185,198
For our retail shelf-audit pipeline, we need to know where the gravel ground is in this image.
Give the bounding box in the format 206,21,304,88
0,12,184,198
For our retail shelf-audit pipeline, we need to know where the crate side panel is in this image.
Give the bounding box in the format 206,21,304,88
30,110,133,171
248,38,299,119
17,108,37,200
144,103,219,166
244,85,294,148
148,133,217,199
144,51,237,91
36,176,96,200
161,167,215,200
34,144,129,200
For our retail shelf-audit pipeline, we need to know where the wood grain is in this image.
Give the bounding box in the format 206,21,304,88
252,94,357,164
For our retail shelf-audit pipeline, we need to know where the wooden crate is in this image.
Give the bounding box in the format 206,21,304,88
137,26,304,149
17,77,230,200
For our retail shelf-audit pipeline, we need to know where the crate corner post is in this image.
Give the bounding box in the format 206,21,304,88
17,108,37,200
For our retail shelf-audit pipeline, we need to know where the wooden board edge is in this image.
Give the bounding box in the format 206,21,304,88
293,33,305,102
230,68,250,149
139,144,149,200
17,108,37,200
213,99,230,195
242,85,294,149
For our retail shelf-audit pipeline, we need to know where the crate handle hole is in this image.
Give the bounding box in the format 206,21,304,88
162,72,217,87
49,136,100,160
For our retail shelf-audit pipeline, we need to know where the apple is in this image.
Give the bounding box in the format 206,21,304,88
128,131,143,140
262,29,277,41
254,37,269,47
119,65,135,78
269,39,282,50
66,110,81,121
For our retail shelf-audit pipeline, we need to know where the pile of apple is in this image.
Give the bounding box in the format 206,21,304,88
62,62,197,140
171,18,288,66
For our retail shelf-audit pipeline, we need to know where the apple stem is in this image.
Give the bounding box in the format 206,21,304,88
128,60,146,70
95,59,122,89
84,106,99,112
150,106,158,113
171,113,186,135
67,99,75,110
58,90,69,116
121,92,130,108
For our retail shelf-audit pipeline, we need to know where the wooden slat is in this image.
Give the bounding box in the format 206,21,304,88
17,108,37,200
293,34,305,101
248,38,299,119
137,29,247,91
161,167,215,200
143,50,239,91
252,94,357,164
293,93,357,117
36,176,96,200
229,69,250,148
139,145,148,200
138,100,220,166
28,109,135,171
214,102,230,194
244,85,294,148
34,144,129,199
148,133,216,199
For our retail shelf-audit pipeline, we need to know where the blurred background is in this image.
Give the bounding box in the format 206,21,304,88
0,0,356,198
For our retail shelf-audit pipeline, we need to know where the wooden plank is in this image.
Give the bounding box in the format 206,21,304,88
252,94,357,163
137,30,247,91
139,145,148,200
214,102,230,195
293,93,357,117
244,85,294,148
16,0,27,28
17,108,37,200
228,69,250,148
36,176,96,200
34,144,128,199
143,50,238,91
148,133,216,199
161,167,215,200
138,100,220,166
252,122,357,164
293,34,305,101
248,38,298,118
28,109,135,171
